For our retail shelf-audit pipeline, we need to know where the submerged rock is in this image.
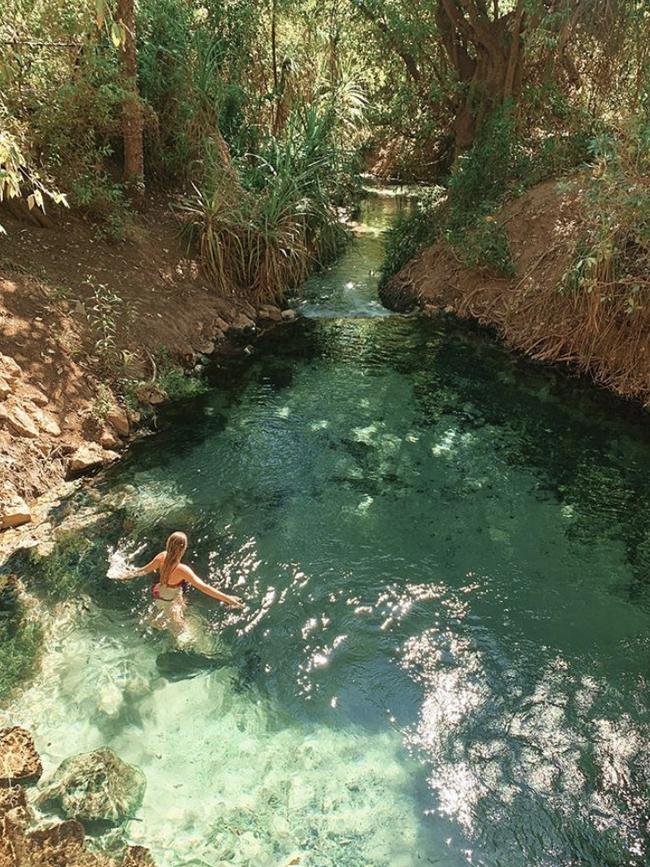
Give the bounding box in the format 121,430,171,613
122,845,156,867
0,727,43,784
155,649,226,681
39,748,146,824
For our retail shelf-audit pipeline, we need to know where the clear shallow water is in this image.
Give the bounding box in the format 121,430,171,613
4,195,650,866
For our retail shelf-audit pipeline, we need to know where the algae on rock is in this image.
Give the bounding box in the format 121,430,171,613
39,748,146,824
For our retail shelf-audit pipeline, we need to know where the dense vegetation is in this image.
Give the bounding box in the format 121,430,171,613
1,1,649,305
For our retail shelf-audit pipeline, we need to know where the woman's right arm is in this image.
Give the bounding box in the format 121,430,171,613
119,552,163,580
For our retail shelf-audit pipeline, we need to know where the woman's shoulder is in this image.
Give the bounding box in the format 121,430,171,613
173,562,195,580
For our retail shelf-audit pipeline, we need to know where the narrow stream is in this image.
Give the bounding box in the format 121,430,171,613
3,192,650,866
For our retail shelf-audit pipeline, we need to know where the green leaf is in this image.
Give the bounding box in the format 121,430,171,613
110,21,122,48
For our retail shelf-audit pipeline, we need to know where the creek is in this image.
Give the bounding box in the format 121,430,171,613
3,191,650,867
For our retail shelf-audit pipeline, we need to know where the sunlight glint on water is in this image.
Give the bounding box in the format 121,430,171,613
3,192,650,866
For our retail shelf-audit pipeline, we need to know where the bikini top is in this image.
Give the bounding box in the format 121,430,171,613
152,565,189,600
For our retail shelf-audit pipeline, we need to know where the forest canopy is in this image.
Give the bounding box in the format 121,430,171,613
1,1,649,298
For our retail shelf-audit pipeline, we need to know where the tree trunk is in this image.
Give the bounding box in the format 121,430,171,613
436,0,525,157
117,0,144,198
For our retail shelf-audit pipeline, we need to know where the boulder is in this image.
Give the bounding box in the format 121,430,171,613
0,354,21,383
281,308,297,322
27,387,49,407
230,313,256,334
27,819,120,867
214,316,229,333
0,484,32,529
106,406,130,437
0,377,11,400
0,727,43,784
195,339,215,355
39,748,146,825
100,430,119,450
258,305,282,322
134,385,167,406
67,444,119,477
0,402,39,438
240,300,257,320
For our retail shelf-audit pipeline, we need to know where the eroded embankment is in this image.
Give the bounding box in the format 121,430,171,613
382,178,650,407
0,204,295,535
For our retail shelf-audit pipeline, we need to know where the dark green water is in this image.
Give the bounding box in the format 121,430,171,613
3,194,650,866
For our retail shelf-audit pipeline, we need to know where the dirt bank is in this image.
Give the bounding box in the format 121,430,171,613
0,202,295,532
382,178,650,408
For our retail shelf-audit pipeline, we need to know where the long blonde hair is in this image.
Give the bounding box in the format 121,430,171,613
160,532,188,586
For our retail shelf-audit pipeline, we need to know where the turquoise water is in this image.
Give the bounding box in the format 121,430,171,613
3,194,650,866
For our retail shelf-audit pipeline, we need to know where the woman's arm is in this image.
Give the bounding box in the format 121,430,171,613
182,566,243,608
121,552,163,580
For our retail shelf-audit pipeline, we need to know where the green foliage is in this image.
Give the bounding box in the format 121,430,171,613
381,102,594,280
0,576,43,701
380,187,444,284
0,127,68,234
155,349,207,400
92,382,114,420
84,278,123,367
452,220,515,277
179,95,360,303
561,115,650,304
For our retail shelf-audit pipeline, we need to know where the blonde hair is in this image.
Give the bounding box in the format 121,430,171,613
160,532,188,586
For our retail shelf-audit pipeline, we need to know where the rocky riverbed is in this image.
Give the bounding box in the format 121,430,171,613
0,726,155,867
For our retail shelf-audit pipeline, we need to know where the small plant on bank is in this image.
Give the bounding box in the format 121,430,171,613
84,278,123,369
91,382,114,421
155,347,208,400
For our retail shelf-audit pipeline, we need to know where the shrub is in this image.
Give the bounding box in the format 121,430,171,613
382,104,593,279
178,101,355,304
380,187,444,284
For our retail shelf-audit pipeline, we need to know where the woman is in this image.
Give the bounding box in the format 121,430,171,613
120,532,243,630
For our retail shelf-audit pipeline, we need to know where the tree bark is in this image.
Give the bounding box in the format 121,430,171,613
436,0,525,156
117,0,144,198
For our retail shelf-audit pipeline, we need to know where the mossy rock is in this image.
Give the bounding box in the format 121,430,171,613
39,748,145,824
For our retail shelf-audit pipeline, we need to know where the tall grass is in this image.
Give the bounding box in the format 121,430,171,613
178,100,357,304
